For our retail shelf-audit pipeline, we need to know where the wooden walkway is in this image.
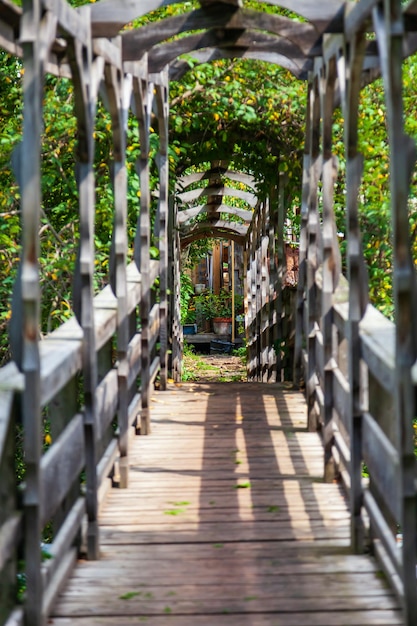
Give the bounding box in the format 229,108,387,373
50,382,403,626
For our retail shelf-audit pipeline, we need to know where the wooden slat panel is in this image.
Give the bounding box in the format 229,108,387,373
362,412,400,521
333,302,348,337
127,391,141,427
363,491,401,576
93,287,118,352
315,329,324,380
0,513,22,572
360,306,395,394
42,498,85,590
96,368,118,439
40,414,85,526
126,261,141,315
333,367,350,432
148,303,160,353
127,332,141,388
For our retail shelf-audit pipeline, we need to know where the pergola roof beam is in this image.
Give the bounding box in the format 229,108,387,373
177,204,253,224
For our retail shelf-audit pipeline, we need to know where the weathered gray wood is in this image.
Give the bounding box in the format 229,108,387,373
305,79,322,432
363,490,401,578
362,412,400,522
42,498,85,590
51,382,401,624
338,30,367,555
42,547,77,621
40,414,84,526
14,2,45,622
69,28,102,563
153,74,169,391
177,169,256,191
121,7,320,59
373,6,417,620
180,219,247,242
126,261,142,314
0,513,21,573
104,53,131,489
178,185,257,207
132,73,153,435
333,367,350,432
170,48,309,81
95,369,118,439
147,30,313,74
127,333,142,388
359,306,395,394
178,204,252,225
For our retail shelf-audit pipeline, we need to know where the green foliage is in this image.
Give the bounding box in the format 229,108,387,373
169,57,305,197
180,272,196,324
192,289,243,321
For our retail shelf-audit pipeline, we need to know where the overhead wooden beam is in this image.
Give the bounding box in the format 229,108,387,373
180,228,246,247
180,218,248,245
177,169,256,191
142,29,312,73
89,0,345,38
121,6,321,59
177,204,253,224
177,185,257,207
169,47,311,81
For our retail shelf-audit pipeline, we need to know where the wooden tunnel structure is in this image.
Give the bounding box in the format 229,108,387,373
1,0,417,624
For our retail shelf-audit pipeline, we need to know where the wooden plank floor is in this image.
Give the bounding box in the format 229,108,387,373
50,382,403,625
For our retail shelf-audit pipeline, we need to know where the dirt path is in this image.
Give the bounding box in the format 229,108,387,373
182,353,246,383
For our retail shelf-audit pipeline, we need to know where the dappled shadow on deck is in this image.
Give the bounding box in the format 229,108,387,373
50,382,403,626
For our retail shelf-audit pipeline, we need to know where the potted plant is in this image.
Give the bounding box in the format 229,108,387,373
194,289,242,335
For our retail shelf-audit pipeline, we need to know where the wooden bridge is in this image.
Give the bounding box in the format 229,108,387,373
1,0,417,625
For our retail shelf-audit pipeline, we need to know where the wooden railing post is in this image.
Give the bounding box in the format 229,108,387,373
374,1,417,621
132,68,152,435
319,56,341,482
17,0,43,618
172,201,182,382
106,51,131,489
260,201,269,382
338,28,368,553
276,173,288,381
154,72,169,391
305,76,321,431
69,23,101,560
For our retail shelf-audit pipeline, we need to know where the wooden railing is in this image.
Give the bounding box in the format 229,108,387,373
302,269,415,612
0,260,161,626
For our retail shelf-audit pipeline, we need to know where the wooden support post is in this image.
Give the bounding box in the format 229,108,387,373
373,3,417,621
305,78,322,432
268,187,279,383
293,92,311,387
68,22,101,560
172,210,182,382
254,211,262,380
154,73,169,391
106,54,131,489
319,58,341,482
338,30,367,554
276,173,287,382
11,2,44,621
132,71,153,435
260,203,269,382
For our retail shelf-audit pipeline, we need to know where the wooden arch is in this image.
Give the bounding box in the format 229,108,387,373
177,186,257,207
90,0,345,39
121,7,321,60
180,219,248,247
177,204,253,225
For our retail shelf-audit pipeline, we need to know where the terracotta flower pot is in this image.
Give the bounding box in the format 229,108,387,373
212,317,232,335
